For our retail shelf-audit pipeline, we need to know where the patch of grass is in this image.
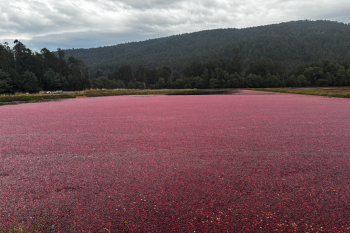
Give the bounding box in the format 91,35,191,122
81,89,202,97
0,94,75,104
247,88,350,98
81,89,235,97
0,217,46,233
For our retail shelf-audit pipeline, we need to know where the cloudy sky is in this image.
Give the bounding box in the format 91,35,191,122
1,0,350,52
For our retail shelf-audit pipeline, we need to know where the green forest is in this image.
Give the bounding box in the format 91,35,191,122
0,40,90,94
90,51,350,90
1,20,350,94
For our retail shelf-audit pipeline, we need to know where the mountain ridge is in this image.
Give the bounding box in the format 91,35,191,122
55,20,350,75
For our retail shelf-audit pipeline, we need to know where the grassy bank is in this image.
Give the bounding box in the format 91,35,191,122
81,89,196,97
0,89,234,106
82,89,234,97
0,94,75,106
248,88,350,98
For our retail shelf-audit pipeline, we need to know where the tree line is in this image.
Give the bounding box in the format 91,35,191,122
91,47,350,90
1,41,350,94
0,40,90,94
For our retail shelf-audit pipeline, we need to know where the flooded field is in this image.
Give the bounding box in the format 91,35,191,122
1,90,350,231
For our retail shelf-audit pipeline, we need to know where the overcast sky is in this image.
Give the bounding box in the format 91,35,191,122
1,0,350,52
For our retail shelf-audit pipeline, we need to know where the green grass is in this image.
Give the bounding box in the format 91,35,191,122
81,89,186,97
0,94,75,106
0,217,45,233
247,88,350,98
82,89,233,97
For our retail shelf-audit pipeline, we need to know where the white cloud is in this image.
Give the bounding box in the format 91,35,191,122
0,0,349,51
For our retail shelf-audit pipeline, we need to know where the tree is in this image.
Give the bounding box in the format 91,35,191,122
325,61,339,77
324,72,334,86
231,47,243,74
209,78,221,88
155,78,165,89
0,42,14,72
182,61,203,78
317,79,328,86
184,83,192,89
228,73,245,88
93,70,104,79
265,75,281,87
134,81,144,89
166,80,174,89
128,80,136,89
201,68,210,88
13,40,32,74
116,80,126,88
91,76,113,89
43,69,62,90
335,68,346,86
297,75,309,87
284,75,297,87
20,71,40,93
246,59,280,78
0,69,13,94
117,65,133,84
56,48,71,78
67,56,91,90
0,41,90,92
7,68,21,93
41,48,59,72
174,79,185,89
195,77,206,89
345,69,350,86
212,68,229,87
245,74,264,88
172,72,181,81
158,67,172,83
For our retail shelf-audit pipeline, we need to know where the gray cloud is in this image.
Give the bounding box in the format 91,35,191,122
1,0,349,52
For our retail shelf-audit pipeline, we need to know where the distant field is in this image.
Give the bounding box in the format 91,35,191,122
248,87,350,98
1,90,350,231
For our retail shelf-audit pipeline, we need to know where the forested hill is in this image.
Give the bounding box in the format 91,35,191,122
56,20,350,75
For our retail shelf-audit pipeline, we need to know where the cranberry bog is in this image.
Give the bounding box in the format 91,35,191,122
1,90,350,232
